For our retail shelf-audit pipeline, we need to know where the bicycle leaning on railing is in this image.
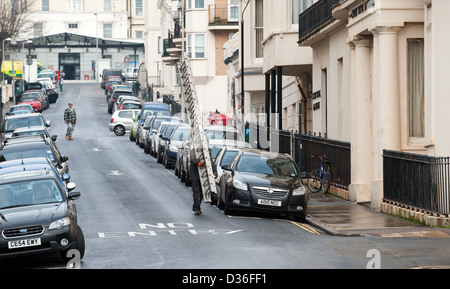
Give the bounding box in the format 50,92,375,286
306,155,332,194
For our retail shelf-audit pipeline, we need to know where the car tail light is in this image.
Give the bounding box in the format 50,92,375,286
110,118,114,123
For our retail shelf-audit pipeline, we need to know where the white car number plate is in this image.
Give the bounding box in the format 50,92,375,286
257,199,282,207
8,238,41,249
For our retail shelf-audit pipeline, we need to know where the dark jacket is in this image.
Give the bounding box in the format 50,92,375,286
189,147,216,182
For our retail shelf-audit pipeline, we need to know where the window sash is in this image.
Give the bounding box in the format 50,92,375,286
103,23,113,38
407,39,425,138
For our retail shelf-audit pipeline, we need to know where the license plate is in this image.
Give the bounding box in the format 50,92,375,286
257,199,282,207
8,238,41,249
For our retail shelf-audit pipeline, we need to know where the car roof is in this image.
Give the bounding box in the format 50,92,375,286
142,102,170,108
5,113,43,120
1,136,50,148
11,126,47,132
0,165,59,183
239,148,292,159
204,125,238,132
0,157,53,169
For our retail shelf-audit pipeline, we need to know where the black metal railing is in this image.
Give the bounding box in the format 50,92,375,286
383,150,450,216
298,0,340,43
208,4,239,25
298,133,351,189
246,122,351,189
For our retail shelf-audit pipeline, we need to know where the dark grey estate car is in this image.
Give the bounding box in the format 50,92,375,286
0,160,84,261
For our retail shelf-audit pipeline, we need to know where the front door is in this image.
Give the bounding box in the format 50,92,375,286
59,53,80,80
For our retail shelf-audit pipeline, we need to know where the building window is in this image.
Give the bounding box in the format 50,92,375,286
103,23,113,38
408,39,424,138
187,33,205,58
34,23,43,37
68,23,78,29
135,31,143,39
255,0,263,58
158,36,162,54
292,0,313,24
228,0,239,22
42,0,49,11
69,0,83,12
135,0,143,16
104,0,111,11
187,0,205,9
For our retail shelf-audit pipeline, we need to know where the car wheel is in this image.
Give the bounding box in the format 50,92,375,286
135,134,140,146
113,125,125,136
129,132,135,141
223,189,232,215
60,225,85,262
217,181,225,209
157,150,163,164
164,155,171,169
180,168,186,182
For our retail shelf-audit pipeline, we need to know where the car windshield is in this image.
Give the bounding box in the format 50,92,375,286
12,130,46,137
235,155,298,177
11,106,31,112
220,150,239,166
1,147,55,162
122,102,141,109
205,129,243,141
140,109,171,120
22,93,40,100
0,179,63,209
171,128,190,141
5,117,45,132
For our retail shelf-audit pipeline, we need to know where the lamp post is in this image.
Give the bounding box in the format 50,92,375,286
2,38,13,84
21,40,32,93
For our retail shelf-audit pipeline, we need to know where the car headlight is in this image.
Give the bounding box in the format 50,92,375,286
232,179,248,191
49,217,71,230
169,145,178,152
292,186,306,196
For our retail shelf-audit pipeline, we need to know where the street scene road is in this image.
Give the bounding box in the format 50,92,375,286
1,83,449,272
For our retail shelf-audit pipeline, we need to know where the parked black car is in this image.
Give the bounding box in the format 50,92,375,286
161,123,190,169
218,148,308,221
0,135,69,176
0,159,84,261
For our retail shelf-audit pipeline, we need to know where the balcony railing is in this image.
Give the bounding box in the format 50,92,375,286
298,0,340,43
208,4,239,25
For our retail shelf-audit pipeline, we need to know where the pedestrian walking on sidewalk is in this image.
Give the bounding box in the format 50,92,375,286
64,102,77,140
59,71,64,93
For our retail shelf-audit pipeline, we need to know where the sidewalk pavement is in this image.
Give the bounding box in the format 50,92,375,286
306,192,450,238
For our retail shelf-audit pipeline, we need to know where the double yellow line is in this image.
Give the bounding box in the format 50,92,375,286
290,221,321,235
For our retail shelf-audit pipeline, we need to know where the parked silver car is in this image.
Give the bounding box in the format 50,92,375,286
109,109,141,136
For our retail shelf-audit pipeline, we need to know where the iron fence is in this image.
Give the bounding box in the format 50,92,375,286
383,150,450,216
246,122,351,189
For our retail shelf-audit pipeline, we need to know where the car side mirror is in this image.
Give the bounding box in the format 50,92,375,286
60,155,69,162
221,164,231,171
68,191,81,199
51,134,57,142
45,120,51,127
67,182,77,192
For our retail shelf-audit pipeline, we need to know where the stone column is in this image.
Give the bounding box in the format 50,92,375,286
373,26,402,208
349,36,373,203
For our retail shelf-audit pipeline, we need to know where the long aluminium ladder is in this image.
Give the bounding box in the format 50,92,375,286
178,53,216,203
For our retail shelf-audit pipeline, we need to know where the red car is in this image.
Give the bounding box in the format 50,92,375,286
207,112,232,126
18,93,43,112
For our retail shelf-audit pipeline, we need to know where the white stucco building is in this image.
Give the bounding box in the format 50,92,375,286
12,0,146,80
297,0,450,209
159,0,239,119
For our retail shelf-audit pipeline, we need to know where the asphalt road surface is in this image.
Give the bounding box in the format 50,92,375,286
1,83,450,274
